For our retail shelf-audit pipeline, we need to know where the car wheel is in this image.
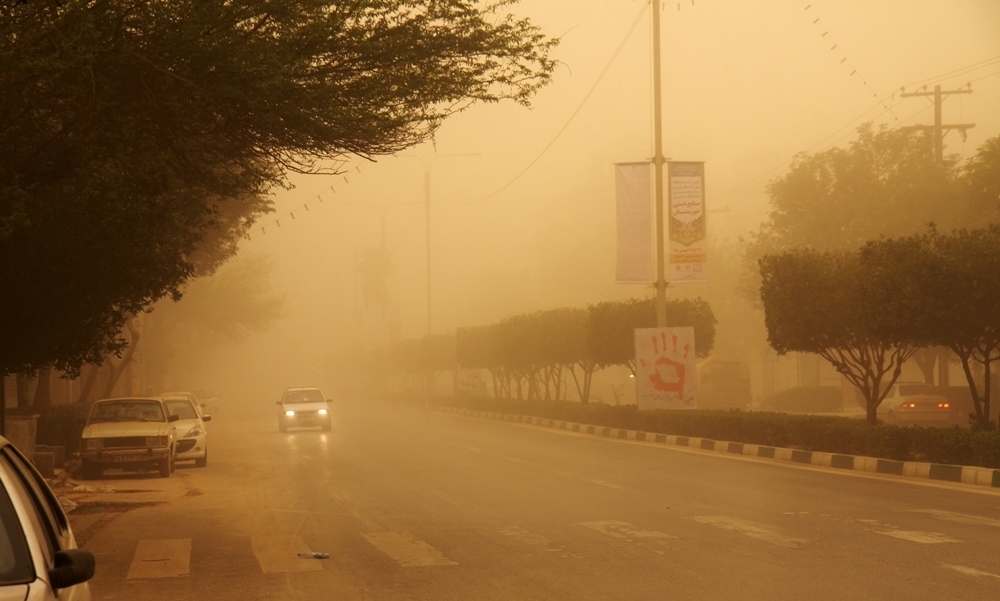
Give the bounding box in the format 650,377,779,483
195,449,208,468
159,453,172,478
81,461,102,480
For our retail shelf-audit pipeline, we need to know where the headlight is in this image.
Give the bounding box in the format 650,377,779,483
83,438,103,450
145,436,168,447
318,409,328,415
184,424,204,438
285,410,295,416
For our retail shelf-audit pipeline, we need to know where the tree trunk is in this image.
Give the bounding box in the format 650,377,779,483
15,375,30,409
32,366,52,409
911,348,937,384
102,316,141,398
76,364,101,403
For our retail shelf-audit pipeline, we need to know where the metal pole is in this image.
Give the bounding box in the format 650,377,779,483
424,168,432,339
652,0,667,327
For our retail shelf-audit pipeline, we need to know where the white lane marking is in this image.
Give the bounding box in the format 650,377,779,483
692,516,805,549
579,520,677,543
499,526,550,546
500,526,580,559
877,530,960,544
464,446,482,453
362,532,458,567
908,509,1000,528
251,535,324,573
588,479,623,490
942,564,1000,581
127,539,191,579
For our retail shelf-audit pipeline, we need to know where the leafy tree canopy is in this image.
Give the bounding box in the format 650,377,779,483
0,0,557,376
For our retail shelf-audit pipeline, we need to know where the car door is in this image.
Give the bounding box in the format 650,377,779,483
0,445,91,600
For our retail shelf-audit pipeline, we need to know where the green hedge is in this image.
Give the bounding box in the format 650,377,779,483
7,404,89,454
440,397,1000,469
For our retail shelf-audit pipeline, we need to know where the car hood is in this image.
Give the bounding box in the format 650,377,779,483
83,422,172,438
172,418,204,436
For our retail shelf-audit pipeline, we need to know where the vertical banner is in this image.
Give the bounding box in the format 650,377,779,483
667,161,707,283
614,162,654,284
634,327,698,409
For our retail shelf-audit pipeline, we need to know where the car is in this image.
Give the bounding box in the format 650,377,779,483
877,382,953,425
163,396,212,468
277,387,332,432
79,397,180,479
0,434,95,600
160,390,207,417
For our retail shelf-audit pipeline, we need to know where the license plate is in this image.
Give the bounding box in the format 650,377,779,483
112,455,145,463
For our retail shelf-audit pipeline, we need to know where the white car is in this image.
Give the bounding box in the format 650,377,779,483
0,435,94,600
79,397,179,479
277,387,332,432
160,390,207,417
877,382,953,425
163,397,211,468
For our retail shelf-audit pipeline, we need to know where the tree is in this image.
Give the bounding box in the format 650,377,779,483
915,226,1000,430
0,0,557,377
759,248,926,424
588,298,716,374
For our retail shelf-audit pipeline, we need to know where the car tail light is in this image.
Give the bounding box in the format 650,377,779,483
901,402,917,409
937,402,950,409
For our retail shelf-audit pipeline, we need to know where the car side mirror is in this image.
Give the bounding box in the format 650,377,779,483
326,399,332,404
203,415,212,422
50,549,95,589
76,418,87,425
168,414,180,423
276,401,283,405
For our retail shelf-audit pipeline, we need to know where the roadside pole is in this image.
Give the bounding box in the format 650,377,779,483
651,0,667,327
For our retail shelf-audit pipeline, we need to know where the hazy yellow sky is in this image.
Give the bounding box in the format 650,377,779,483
204,0,1000,395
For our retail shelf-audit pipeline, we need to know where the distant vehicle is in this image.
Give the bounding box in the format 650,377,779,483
696,355,752,409
160,390,207,416
163,396,212,468
277,387,332,432
79,397,179,479
877,382,952,425
0,435,95,600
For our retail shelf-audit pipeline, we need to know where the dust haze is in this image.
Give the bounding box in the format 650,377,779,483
171,0,1000,404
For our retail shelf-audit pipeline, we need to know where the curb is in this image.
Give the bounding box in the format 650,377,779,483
439,407,1000,490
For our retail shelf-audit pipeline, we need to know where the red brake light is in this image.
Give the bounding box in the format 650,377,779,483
937,402,950,409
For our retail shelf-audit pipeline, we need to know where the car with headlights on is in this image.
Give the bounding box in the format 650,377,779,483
0,434,95,600
163,396,211,468
79,397,179,479
277,387,332,432
877,382,953,425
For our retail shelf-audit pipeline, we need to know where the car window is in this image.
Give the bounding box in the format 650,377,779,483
165,400,199,420
284,389,324,403
0,471,33,585
0,448,58,566
898,384,936,396
91,400,166,422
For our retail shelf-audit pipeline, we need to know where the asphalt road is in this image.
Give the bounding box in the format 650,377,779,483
75,397,1000,601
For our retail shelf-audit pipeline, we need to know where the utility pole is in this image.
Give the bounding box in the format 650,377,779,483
900,84,975,162
900,84,974,389
651,0,667,327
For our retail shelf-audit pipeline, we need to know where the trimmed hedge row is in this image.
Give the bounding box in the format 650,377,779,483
440,397,1000,469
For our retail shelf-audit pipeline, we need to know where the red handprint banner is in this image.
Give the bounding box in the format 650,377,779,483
634,327,698,410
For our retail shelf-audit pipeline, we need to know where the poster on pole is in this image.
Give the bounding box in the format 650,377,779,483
667,161,707,283
634,327,698,410
614,162,654,284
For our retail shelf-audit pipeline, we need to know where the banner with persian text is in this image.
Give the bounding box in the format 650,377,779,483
667,161,707,283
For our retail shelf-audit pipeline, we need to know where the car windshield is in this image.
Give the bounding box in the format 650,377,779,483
165,400,199,420
90,400,165,423
284,389,324,403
